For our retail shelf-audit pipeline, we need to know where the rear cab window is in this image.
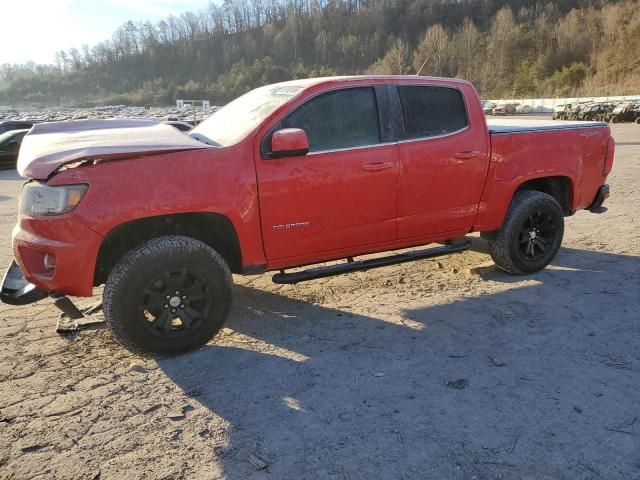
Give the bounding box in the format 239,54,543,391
277,87,381,153
397,85,468,140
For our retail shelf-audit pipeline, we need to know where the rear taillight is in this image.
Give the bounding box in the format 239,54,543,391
603,137,615,176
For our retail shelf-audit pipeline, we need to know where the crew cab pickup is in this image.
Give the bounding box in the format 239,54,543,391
1,76,614,355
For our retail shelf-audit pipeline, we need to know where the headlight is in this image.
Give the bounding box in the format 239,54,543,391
19,183,88,217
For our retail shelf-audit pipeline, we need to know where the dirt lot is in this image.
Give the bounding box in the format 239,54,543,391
1,120,639,480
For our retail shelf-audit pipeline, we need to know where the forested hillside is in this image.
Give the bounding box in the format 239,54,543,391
1,0,639,106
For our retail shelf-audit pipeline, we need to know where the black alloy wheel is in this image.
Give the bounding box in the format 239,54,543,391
103,236,232,356
516,210,558,261
140,267,213,340
488,190,565,275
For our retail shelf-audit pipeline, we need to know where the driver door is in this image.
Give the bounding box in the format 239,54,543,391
254,86,399,262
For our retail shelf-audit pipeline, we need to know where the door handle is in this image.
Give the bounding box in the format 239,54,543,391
362,162,393,171
453,150,481,160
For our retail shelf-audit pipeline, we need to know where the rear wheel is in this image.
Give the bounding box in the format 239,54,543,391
488,191,564,275
103,235,232,356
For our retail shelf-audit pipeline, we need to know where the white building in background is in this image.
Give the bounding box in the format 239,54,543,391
177,99,211,110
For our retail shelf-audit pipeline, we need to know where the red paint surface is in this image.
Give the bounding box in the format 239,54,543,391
12,76,614,297
473,125,612,231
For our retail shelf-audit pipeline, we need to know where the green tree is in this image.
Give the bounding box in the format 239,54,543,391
549,62,589,96
512,57,545,96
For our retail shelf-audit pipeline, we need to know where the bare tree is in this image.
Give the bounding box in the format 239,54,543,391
375,38,410,74
451,18,481,82
413,24,450,76
484,6,518,92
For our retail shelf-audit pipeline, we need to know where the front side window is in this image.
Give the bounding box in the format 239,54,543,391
280,87,381,153
398,86,468,140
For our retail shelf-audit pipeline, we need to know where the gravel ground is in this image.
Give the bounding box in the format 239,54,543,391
0,120,639,480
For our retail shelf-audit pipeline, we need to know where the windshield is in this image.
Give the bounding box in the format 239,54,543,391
189,83,305,147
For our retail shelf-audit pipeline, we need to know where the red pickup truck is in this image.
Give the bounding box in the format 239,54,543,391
1,76,614,355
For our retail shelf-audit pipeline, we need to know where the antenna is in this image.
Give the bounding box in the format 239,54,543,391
416,58,428,76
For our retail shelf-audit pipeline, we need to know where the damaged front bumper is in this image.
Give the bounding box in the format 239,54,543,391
0,260,47,305
1,260,85,321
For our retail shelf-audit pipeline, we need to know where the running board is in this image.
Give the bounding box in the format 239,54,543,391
272,241,471,284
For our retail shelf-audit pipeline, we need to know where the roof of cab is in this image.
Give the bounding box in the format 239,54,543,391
269,75,472,90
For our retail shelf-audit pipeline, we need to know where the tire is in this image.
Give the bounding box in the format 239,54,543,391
635,117,640,124
103,235,232,356
488,191,564,275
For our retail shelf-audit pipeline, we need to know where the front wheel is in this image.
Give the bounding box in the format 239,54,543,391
103,235,232,356
488,191,564,275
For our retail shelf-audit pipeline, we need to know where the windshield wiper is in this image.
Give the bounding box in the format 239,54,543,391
188,133,220,147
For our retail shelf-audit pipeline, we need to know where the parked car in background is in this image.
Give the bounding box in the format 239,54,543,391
553,104,570,120
0,129,29,169
0,120,33,135
163,120,195,132
565,103,584,120
515,103,532,114
552,101,640,122
579,103,615,121
554,102,590,121
482,102,497,115
608,103,640,123
492,103,516,115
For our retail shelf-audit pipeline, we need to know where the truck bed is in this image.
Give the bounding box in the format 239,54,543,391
476,117,612,233
487,118,607,134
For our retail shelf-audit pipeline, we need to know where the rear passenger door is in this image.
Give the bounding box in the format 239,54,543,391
394,84,489,238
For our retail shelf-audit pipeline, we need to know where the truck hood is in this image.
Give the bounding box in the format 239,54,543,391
18,118,212,179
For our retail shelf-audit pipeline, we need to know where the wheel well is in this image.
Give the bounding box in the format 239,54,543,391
94,213,242,286
515,176,572,215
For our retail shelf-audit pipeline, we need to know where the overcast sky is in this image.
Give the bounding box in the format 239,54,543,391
1,0,212,65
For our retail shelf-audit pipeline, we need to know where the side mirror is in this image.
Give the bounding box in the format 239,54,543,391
270,128,309,158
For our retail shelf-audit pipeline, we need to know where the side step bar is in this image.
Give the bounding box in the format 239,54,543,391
272,241,471,284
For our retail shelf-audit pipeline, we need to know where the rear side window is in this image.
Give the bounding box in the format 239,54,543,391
280,87,381,152
398,86,468,140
